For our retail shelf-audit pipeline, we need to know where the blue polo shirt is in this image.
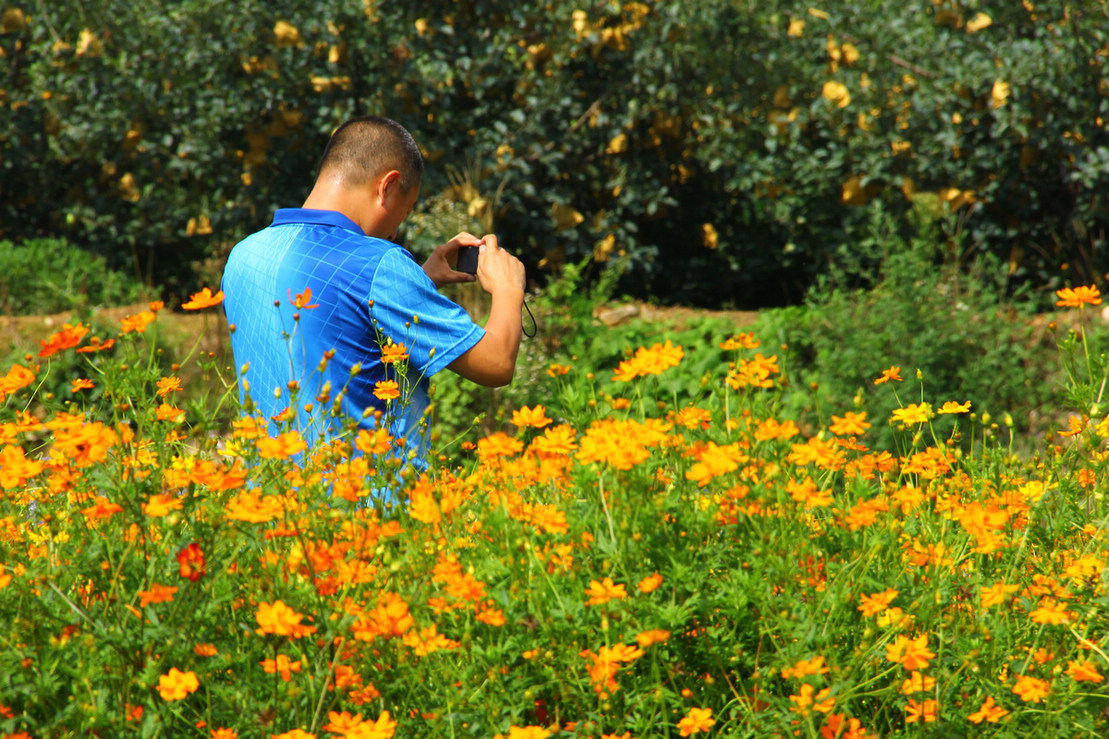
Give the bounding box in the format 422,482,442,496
221,208,484,466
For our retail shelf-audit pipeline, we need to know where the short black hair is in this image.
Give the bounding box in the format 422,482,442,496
316,115,424,192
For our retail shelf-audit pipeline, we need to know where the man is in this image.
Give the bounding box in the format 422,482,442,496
221,115,525,472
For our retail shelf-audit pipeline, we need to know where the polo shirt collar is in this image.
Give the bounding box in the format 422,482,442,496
272,208,366,236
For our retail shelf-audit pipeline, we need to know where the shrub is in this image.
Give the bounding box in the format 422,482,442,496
1,1,1106,306
758,203,1055,451
0,238,146,315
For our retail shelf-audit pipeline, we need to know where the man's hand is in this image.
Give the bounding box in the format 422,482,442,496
422,232,481,288
475,234,526,297
447,234,526,387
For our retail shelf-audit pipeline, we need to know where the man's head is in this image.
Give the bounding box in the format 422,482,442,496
307,116,424,240
316,115,424,193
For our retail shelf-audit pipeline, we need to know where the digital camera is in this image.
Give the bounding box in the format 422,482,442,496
457,245,479,275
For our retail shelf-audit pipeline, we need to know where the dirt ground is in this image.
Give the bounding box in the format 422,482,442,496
2,300,759,363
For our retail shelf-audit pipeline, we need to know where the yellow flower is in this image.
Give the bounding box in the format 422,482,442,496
937,400,971,414
273,20,302,48
891,402,932,426
991,80,1011,109
157,667,199,701
822,80,851,108
965,12,992,33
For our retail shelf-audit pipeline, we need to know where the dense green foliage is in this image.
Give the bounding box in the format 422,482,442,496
0,238,147,315
1,1,1107,307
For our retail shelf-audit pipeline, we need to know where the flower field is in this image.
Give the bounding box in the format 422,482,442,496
2,288,1109,738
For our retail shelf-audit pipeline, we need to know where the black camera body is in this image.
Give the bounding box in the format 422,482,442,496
457,245,479,275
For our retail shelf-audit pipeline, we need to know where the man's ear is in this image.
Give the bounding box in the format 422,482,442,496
377,170,403,206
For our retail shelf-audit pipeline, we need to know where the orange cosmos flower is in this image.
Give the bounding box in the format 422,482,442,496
38,322,90,358
373,380,401,401
720,332,760,350
967,696,1009,724
271,730,316,739
80,496,124,520
182,287,225,310
885,634,936,670
1065,660,1105,683
530,424,578,456
355,427,393,455
194,643,219,657
75,336,115,353
900,671,936,695
546,363,571,377
613,340,684,381
781,656,830,680
638,572,664,593
379,342,409,364
0,364,37,401
177,543,207,582
857,589,898,617
157,668,199,700
262,654,303,681
120,310,157,334
829,410,870,436
789,684,836,716
819,714,869,739
873,366,902,384
635,629,671,647
70,378,95,393
144,493,184,517
495,727,550,739
1029,597,1071,625
585,577,628,606
156,403,186,422
210,729,238,739
157,376,182,396
512,404,553,429
256,430,307,459
1012,674,1050,703
256,600,315,638
0,444,46,489
675,405,712,430
138,583,178,608
288,287,319,309
1055,285,1102,308
905,698,937,723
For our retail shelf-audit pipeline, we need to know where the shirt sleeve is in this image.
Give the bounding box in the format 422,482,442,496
368,248,485,376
